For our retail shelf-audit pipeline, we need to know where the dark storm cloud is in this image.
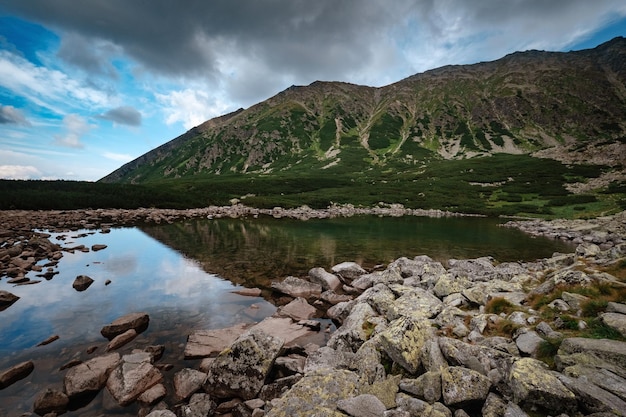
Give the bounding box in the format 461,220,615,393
2,0,625,103
97,106,142,126
0,0,405,80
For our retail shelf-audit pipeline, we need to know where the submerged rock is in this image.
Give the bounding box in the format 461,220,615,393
0,360,34,389
101,312,149,340
271,276,322,299
64,353,120,398
184,323,250,359
33,388,69,416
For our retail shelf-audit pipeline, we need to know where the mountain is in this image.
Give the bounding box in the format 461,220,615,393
100,38,626,186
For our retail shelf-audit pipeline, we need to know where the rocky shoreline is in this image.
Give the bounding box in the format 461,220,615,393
1,209,626,416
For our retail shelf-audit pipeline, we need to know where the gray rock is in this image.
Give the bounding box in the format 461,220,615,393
557,337,626,370
250,316,317,347
351,272,381,291
433,274,472,298
331,262,367,282
309,267,342,292
607,302,626,315
600,312,626,337
337,394,386,417
173,368,207,401
106,328,138,351
0,360,34,389
205,329,283,400
326,300,357,324
548,299,570,311
64,353,120,398
360,284,397,319
33,388,69,416
352,340,386,384
275,354,306,374
379,316,434,374
266,368,360,417
543,253,576,269
399,371,442,404
72,274,94,291
515,330,544,356
0,290,19,309
321,290,353,305
562,364,626,401
494,262,529,281
507,358,576,413
451,257,496,280
557,373,626,415
106,352,163,406
259,374,302,402
503,402,530,417
394,393,430,415
180,393,217,417
328,302,378,352
304,346,354,373
184,323,250,359
137,383,166,405
271,276,322,299
146,410,176,417
276,297,317,321
535,321,563,340
576,242,601,257
420,338,448,372
561,291,589,311
481,392,507,417
387,287,443,321
441,366,491,407
101,312,149,340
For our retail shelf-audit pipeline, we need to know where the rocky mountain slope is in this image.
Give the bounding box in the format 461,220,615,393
100,37,626,184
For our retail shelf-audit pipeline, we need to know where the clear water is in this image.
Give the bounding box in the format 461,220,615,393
0,216,574,415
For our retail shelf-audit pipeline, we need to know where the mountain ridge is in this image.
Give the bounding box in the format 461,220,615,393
100,37,626,184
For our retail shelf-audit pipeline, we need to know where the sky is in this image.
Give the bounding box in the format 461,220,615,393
0,1,625,182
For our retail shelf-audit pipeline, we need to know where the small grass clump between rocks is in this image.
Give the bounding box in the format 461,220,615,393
536,338,563,369
484,297,516,315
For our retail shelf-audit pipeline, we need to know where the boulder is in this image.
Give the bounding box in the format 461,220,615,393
33,388,69,416
250,316,317,346
101,312,149,340
304,346,354,374
259,374,303,402
561,291,589,311
331,262,367,282
337,394,386,417
181,393,217,417
327,302,378,352
106,352,163,406
379,316,434,374
600,312,626,337
271,276,322,299
387,287,443,321
91,244,107,251
146,410,176,417
448,257,495,281
137,383,166,405
184,323,250,359
514,330,544,356
265,368,360,417
0,290,19,309
507,358,576,413
557,337,626,370
72,274,94,291
607,302,626,315
557,373,626,415
0,360,34,389
399,371,442,404
106,329,138,351
276,297,317,321
173,368,207,401
441,366,491,407
433,274,472,298
64,353,120,398
309,267,342,292
205,328,283,400
321,290,353,305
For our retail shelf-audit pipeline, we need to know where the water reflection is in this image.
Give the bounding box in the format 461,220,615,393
140,215,575,288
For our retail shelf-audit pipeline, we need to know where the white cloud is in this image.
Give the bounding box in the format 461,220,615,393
53,114,93,148
103,151,133,162
0,164,42,179
155,88,231,130
0,50,110,115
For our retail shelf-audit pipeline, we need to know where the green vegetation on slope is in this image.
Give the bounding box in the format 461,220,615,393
3,154,623,219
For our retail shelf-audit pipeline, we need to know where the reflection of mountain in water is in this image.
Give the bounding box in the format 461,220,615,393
139,216,576,289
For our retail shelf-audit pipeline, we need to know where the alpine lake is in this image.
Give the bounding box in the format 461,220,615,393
0,215,575,415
